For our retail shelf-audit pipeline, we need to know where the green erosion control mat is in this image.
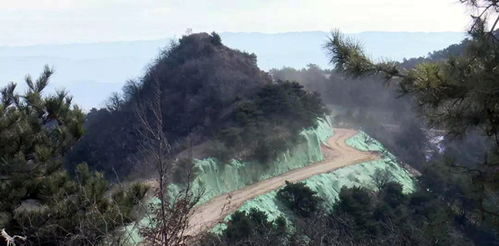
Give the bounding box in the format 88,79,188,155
211,131,415,234
182,116,334,205
121,116,334,244
121,117,415,242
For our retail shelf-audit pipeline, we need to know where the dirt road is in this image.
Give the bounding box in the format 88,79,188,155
185,128,380,236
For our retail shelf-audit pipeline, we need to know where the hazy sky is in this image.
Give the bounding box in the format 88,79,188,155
1,0,470,46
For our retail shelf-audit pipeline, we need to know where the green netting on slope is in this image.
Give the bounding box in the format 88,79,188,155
210,190,295,234
343,131,414,193
212,131,416,234
119,116,333,245
179,116,333,205
304,159,415,209
120,205,152,245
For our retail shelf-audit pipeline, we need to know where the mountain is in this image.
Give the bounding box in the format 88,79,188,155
0,31,465,109
221,31,465,69
66,33,326,178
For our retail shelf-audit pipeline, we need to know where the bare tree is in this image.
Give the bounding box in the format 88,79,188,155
135,78,199,246
106,92,124,112
1,229,27,246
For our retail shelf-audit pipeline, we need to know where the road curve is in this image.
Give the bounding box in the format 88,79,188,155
185,128,380,237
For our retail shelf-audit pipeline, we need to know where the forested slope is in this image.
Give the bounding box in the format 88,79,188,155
67,33,327,179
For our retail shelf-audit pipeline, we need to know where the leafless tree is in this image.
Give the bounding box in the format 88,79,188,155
1,229,27,246
135,78,200,246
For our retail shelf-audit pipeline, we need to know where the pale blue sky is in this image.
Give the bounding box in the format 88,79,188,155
1,0,469,46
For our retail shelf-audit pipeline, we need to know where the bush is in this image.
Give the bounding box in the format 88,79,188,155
215,81,328,163
210,32,222,46
0,68,147,245
208,140,233,163
323,183,477,245
203,208,288,245
277,181,322,217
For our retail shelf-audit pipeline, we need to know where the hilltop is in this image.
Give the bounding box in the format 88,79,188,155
0,31,465,109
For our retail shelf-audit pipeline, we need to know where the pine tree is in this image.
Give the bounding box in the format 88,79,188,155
0,66,147,245
325,0,499,229
326,1,499,141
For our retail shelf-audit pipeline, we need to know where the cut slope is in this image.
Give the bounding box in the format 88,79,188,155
185,128,379,236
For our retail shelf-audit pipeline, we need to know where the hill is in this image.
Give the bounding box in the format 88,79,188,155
0,31,465,109
399,38,469,68
66,33,327,178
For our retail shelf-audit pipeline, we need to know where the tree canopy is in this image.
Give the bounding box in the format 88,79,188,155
0,67,146,245
325,0,499,233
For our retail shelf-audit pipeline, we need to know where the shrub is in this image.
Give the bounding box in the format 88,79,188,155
221,208,288,245
277,181,322,217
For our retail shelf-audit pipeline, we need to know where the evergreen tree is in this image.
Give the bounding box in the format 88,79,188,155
326,2,499,141
0,66,146,245
325,0,499,232
277,181,322,217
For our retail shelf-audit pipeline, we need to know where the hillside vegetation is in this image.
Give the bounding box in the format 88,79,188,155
2,1,499,244
0,68,147,245
67,33,326,178
271,64,429,168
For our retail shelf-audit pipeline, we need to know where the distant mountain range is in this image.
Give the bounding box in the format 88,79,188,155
0,31,465,109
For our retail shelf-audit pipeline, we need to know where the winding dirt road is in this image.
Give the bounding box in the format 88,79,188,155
185,128,380,236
